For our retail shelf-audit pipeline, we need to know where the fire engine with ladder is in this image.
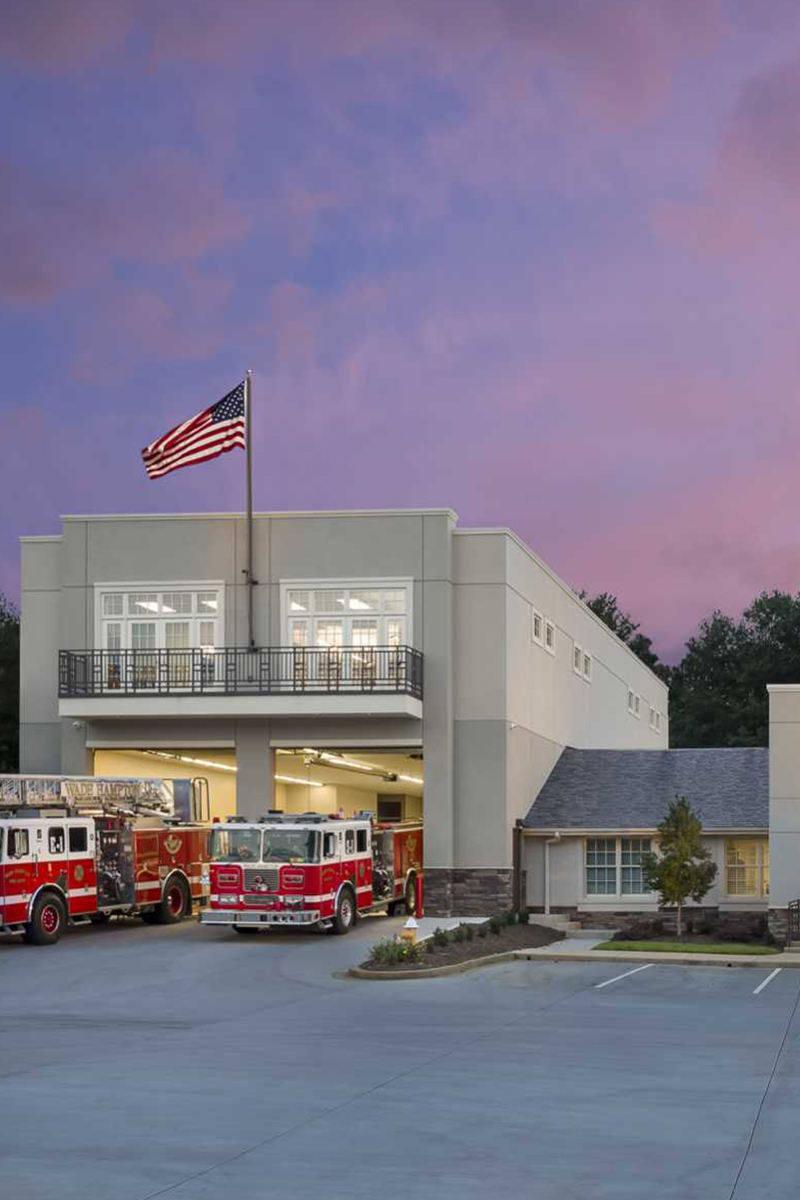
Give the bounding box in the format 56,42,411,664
199,812,422,935
0,775,211,946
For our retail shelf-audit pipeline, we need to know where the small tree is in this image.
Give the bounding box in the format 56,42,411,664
641,797,717,937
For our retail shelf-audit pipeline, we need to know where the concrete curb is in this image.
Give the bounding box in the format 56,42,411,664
512,949,798,969
348,950,518,980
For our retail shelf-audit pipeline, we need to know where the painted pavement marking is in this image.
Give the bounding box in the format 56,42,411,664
753,968,782,995
594,963,655,989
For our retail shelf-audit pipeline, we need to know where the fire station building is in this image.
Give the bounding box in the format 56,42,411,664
20,507,671,917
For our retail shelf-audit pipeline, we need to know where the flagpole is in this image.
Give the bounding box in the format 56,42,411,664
244,370,255,649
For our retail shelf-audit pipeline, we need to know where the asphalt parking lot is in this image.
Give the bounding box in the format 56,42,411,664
2,918,799,1200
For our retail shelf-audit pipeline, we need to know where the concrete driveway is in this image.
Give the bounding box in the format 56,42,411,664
1,918,799,1199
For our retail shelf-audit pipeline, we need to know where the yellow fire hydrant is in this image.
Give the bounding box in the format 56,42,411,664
400,916,419,944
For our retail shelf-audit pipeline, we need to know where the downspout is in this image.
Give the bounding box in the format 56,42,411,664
544,831,562,916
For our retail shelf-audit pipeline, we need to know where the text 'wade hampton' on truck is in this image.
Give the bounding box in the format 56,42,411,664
0,775,211,945
200,812,423,935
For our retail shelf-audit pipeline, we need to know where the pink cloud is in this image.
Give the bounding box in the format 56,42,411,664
0,151,247,309
0,0,141,69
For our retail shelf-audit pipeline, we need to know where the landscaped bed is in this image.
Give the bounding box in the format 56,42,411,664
593,940,780,956
359,916,564,972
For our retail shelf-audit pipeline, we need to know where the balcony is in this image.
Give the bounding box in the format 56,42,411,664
58,646,423,721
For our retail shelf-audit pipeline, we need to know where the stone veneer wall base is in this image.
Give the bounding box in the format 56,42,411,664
424,868,513,918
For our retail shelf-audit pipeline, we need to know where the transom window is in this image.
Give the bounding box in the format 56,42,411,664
585,837,652,897
726,839,769,897
282,581,410,647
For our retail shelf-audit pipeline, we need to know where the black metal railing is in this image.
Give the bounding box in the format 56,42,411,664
59,646,423,700
789,899,800,944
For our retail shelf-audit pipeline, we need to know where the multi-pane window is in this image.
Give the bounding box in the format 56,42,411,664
586,837,652,897
532,610,543,645
583,652,592,681
726,840,769,897
545,620,555,654
573,644,582,675
586,839,617,894
621,838,651,894
282,583,409,648
634,694,641,718
97,587,223,683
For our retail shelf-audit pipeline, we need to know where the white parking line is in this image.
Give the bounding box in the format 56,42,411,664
753,968,782,995
595,963,654,989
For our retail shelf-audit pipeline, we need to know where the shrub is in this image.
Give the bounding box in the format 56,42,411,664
698,918,714,936
433,926,450,948
477,924,488,938
368,938,421,965
518,910,530,925
426,939,436,955
454,925,467,943
465,923,475,941
504,909,518,926
489,916,503,936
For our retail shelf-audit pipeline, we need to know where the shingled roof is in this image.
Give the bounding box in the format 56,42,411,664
522,747,768,831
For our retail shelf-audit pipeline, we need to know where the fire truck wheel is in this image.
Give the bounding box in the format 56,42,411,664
24,893,67,946
155,876,190,925
332,886,356,935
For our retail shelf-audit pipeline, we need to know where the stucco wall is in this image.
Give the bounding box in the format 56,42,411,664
524,834,769,911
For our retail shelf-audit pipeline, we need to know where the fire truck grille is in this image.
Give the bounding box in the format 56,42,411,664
243,868,279,891
242,894,279,907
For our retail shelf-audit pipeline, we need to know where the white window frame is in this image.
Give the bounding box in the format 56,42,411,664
584,836,655,899
544,619,556,656
532,609,544,646
93,581,225,652
725,838,769,899
573,642,583,676
634,694,641,719
627,688,635,714
279,578,413,647
583,651,592,682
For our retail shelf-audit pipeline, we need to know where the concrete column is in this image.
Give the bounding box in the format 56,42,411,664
768,686,800,916
235,720,274,819
60,719,94,775
421,579,454,915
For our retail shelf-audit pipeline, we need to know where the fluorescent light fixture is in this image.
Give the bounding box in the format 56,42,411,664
348,598,371,610
135,601,160,613
275,775,323,788
289,600,306,612
141,750,237,773
397,774,423,786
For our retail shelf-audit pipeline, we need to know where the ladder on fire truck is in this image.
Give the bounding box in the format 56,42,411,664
0,775,210,823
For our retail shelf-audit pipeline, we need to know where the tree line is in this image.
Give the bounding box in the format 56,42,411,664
580,588,800,747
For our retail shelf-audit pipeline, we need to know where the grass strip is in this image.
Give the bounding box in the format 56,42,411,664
592,940,780,956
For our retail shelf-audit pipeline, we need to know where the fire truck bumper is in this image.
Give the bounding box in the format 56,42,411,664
200,908,322,928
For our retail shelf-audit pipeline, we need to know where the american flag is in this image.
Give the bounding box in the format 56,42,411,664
141,382,246,479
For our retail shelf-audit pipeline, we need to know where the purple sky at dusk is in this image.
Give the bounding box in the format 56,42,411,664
3,1,800,662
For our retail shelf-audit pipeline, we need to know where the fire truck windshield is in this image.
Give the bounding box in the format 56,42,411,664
209,828,263,863
262,829,320,864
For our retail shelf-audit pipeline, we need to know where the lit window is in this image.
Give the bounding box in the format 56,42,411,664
314,590,346,612
198,592,219,613
583,652,592,681
545,620,555,655
129,593,159,615
287,590,310,613
726,840,766,897
348,590,380,612
573,643,583,675
162,593,192,615
383,590,405,613
532,610,544,645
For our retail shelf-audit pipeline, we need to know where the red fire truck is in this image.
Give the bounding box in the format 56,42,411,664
0,775,211,946
199,812,422,935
